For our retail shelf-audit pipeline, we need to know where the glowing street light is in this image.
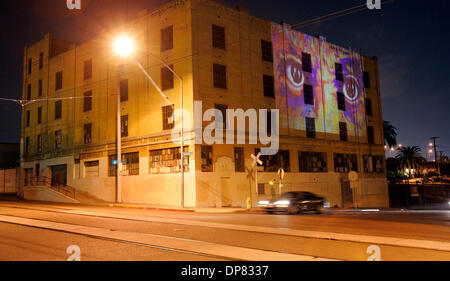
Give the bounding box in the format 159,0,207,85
114,36,135,57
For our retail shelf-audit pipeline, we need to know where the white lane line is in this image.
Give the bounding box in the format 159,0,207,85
1,203,450,252
0,215,334,261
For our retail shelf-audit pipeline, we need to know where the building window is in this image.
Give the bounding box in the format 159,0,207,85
234,147,245,172
55,71,63,90
304,84,314,105
201,145,213,172
335,63,343,82
84,161,99,177
258,183,265,195
28,58,32,74
305,117,316,138
162,105,174,131
37,107,42,124
337,92,346,111
261,40,273,62
109,152,139,176
38,80,43,97
149,147,189,174
39,53,44,69
299,151,328,173
214,104,228,129
120,79,128,102
55,130,62,149
212,24,225,49
84,123,92,144
25,137,30,153
37,135,42,153
263,75,275,98
302,52,312,73
55,100,62,120
26,110,30,127
334,153,358,173
213,64,227,89
365,98,373,116
83,91,92,112
256,149,290,172
367,126,375,144
339,122,348,141
161,65,174,91
363,71,371,89
121,115,128,137
363,155,384,173
27,84,31,100
266,110,272,135
84,59,92,80
161,25,173,52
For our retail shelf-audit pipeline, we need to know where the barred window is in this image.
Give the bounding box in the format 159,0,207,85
213,64,227,89
109,152,139,176
255,149,290,172
305,117,316,138
339,122,348,141
84,123,92,144
84,59,92,80
212,24,225,49
121,115,128,137
337,92,346,111
201,145,213,172
263,75,275,98
161,26,173,52
302,52,312,73
162,105,174,130
55,100,62,120
161,65,174,91
37,135,42,153
298,151,327,172
258,183,265,195
234,147,245,172
261,40,273,62
304,84,314,105
363,155,384,173
149,147,189,174
55,130,62,149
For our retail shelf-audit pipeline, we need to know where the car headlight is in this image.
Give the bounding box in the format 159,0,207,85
274,200,290,207
258,200,269,206
323,202,330,208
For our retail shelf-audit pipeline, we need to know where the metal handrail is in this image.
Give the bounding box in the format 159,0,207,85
25,176,76,199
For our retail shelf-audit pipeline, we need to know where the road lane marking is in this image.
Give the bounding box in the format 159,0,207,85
1,203,450,253
0,214,334,261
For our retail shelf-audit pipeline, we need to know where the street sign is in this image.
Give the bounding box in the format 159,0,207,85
251,153,262,194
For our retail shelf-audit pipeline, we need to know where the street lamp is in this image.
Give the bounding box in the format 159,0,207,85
113,35,185,207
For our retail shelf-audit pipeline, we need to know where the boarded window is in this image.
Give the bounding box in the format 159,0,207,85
84,161,99,177
149,147,189,174
161,26,173,52
121,115,128,137
201,146,213,172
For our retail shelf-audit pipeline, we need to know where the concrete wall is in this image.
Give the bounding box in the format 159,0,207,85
0,168,19,194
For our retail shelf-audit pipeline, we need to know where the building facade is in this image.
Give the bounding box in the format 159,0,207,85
21,0,388,208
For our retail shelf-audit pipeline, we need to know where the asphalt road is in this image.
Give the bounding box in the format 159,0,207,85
0,201,449,261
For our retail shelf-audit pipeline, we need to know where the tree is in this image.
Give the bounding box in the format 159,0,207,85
383,120,398,148
395,146,425,178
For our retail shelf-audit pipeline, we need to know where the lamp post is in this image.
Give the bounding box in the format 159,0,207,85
113,35,185,207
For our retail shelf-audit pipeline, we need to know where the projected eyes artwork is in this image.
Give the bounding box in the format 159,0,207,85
272,23,366,137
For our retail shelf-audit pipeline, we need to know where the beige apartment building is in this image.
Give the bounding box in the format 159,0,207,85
20,0,388,208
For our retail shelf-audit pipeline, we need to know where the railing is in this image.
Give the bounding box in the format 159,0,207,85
25,176,76,200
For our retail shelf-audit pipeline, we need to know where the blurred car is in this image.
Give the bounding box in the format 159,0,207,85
258,191,326,214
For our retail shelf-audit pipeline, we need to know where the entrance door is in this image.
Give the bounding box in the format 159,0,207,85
51,165,67,187
340,179,353,208
221,178,232,207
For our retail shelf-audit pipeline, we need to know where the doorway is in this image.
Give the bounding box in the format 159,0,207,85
340,179,353,208
51,165,67,187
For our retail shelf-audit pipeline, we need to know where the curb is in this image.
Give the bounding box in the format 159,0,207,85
108,204,195,212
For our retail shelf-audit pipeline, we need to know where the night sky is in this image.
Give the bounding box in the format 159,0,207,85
0,0,448,157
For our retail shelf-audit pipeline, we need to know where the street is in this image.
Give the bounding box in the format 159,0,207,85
0,201,449,261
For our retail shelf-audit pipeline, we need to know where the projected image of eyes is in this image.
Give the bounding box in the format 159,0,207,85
343,75,360,103
286,55,304,93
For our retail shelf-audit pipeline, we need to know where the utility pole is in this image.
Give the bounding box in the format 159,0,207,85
430,136,440,175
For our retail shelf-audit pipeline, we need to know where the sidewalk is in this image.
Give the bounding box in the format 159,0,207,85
106,202,250,213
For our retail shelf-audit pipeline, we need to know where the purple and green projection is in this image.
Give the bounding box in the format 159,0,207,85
271,23,366,137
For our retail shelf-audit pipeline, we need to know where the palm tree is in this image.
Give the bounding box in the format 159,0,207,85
383,120,398,148
395,146,425,178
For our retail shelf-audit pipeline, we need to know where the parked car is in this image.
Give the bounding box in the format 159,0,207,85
258,191,326,214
